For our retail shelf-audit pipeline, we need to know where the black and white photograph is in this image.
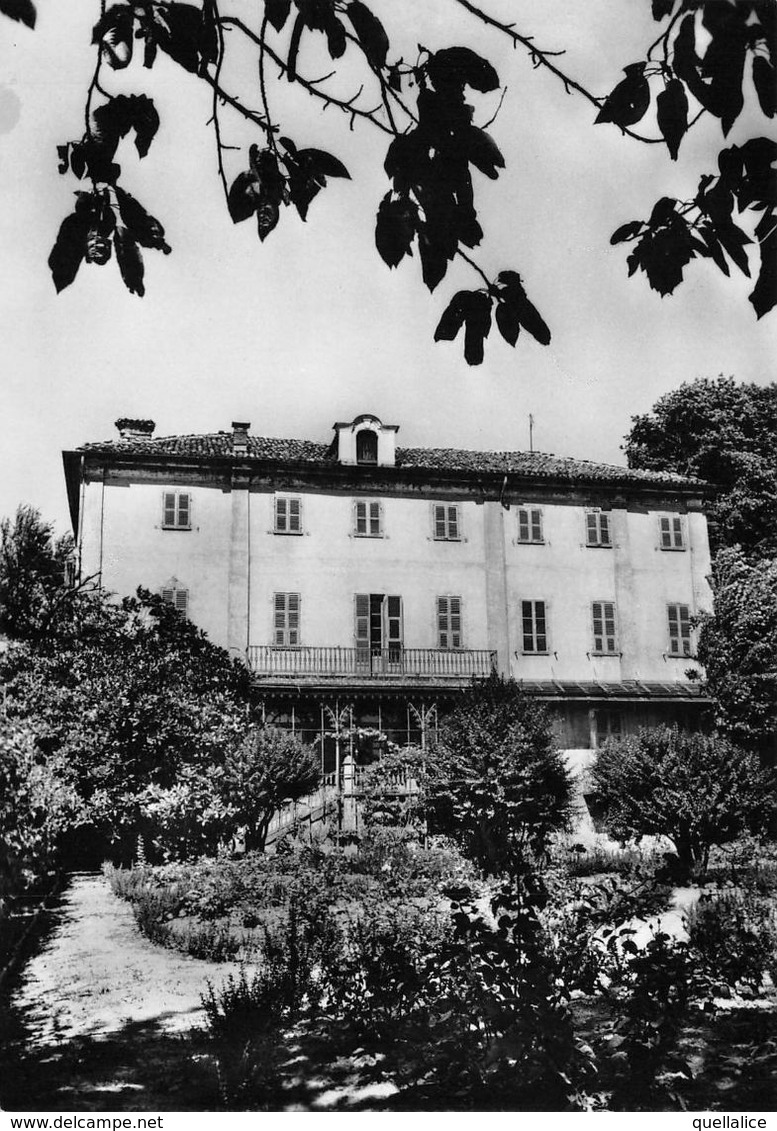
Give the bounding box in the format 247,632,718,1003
0,0,775,1117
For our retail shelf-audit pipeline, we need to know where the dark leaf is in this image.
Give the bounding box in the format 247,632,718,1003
651,0,675,18
227,171,259,224
0,0,35,28
753,56,777,118
671,14,708,107
143,38,158,68
464,126,505,180
626,217,695,295
701,10,748,135
434,290,469,342
347,0,389,69
656,78,688,160
93,94,160,160
495,295,521,346
324,15,346,59
496,270,551,345
115,188,171,253
418,227,449,291
129,95,160,158
92,4,135,69
750,218,777,317
154,2,202,73
595,65,650,127
114,225,145,296
265,0,292,34
287,171,321,220
296,147,350,180
375,192,417,267
715,220,752,276
610,220,644,245
256,197,280,241
434,289,492,365
735,137,777,210
198,0,220,74
426,47,499,93
57,145,69,175
48,211,89,293
286,11,305,81
697,223,730,276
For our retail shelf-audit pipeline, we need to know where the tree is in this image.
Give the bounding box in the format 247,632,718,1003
696,549,777,757
593,726,776,876
1,585,254,860
219,726,320,851
426,674,572,875
4,1,774,364
0,506,75,641
624,376,777,558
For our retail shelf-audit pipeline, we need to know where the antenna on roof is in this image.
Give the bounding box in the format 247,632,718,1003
529,414,534,453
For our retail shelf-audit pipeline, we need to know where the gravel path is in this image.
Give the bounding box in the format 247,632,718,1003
11,873,244,1046
0,873,247,1111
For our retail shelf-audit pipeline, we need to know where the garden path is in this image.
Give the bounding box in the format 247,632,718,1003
0,873,247,1110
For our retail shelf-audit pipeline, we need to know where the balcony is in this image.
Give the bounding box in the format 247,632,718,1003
247,645,497,686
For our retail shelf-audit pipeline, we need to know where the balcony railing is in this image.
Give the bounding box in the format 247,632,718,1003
247,645,497,682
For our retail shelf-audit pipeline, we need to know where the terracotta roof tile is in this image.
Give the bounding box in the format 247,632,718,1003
78,431,700,488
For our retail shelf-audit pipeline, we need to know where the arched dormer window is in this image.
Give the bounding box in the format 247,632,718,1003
356,430,378,465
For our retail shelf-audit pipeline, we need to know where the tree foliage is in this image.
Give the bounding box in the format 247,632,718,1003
1,584,254,860
3,1,771,364
0,506,75,641
426,674,572,875
697,549,777,757
219,726,320,851
624,376,777,558
593,726,776,875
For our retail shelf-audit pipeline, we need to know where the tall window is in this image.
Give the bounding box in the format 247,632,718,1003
161,584,188,616
432,503,460,540
354,500,382,536
356,430,378,464
162,491,191,529
517,507,543,544
521,600,548,653
585,510,611,547
274,496,302,534
667,603,692,656
659,515,685,550
592,601,617,653
354,594,403,658
437,596,462,648
274,592,301,645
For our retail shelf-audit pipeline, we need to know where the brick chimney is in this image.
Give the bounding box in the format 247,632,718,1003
115,418,156,441
232,421,250,456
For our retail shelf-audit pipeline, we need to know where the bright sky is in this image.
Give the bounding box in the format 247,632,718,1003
0,0,774,534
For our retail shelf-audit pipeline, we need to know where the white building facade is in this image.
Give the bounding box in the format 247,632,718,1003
63,414,713,762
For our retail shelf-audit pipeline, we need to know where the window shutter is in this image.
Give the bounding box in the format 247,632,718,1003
518,508,530,542
437,596,449,648
369,501,381,535
522,600,534,652
592,601,603,652
354,594,370,648
679,604,691,654
386,596,403,647
177,493,190,527
447,506,459,539
668,604,680,653
289,498,301,532
599,514,611,545
660,516,672,548
449,595,462,647
531,509,543,542
163,493,177,527
604,602,616,651
673,516,683,547
275,497,287,532
174,589,188,613
161,587,175,605
535,601,547,652
586,512,598,544
274,592,287,644
355,501,367,535
433,504,447,539
287,592,300,644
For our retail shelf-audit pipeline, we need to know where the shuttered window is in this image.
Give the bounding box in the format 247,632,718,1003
354,594,403,652
274,592,301,645
161,586,189,616
354,500,382,536
162,491,191,529
592,601,617,653
659,515,685,550
386,596,403,650
356,430,378,464
437,596,463,649
274,496,302,534
517,507,543,544
585,510,611,547
667,603,691,656
432,504,460,540
521,600,548,653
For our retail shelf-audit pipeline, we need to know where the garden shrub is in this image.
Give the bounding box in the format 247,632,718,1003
686,887,777,991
